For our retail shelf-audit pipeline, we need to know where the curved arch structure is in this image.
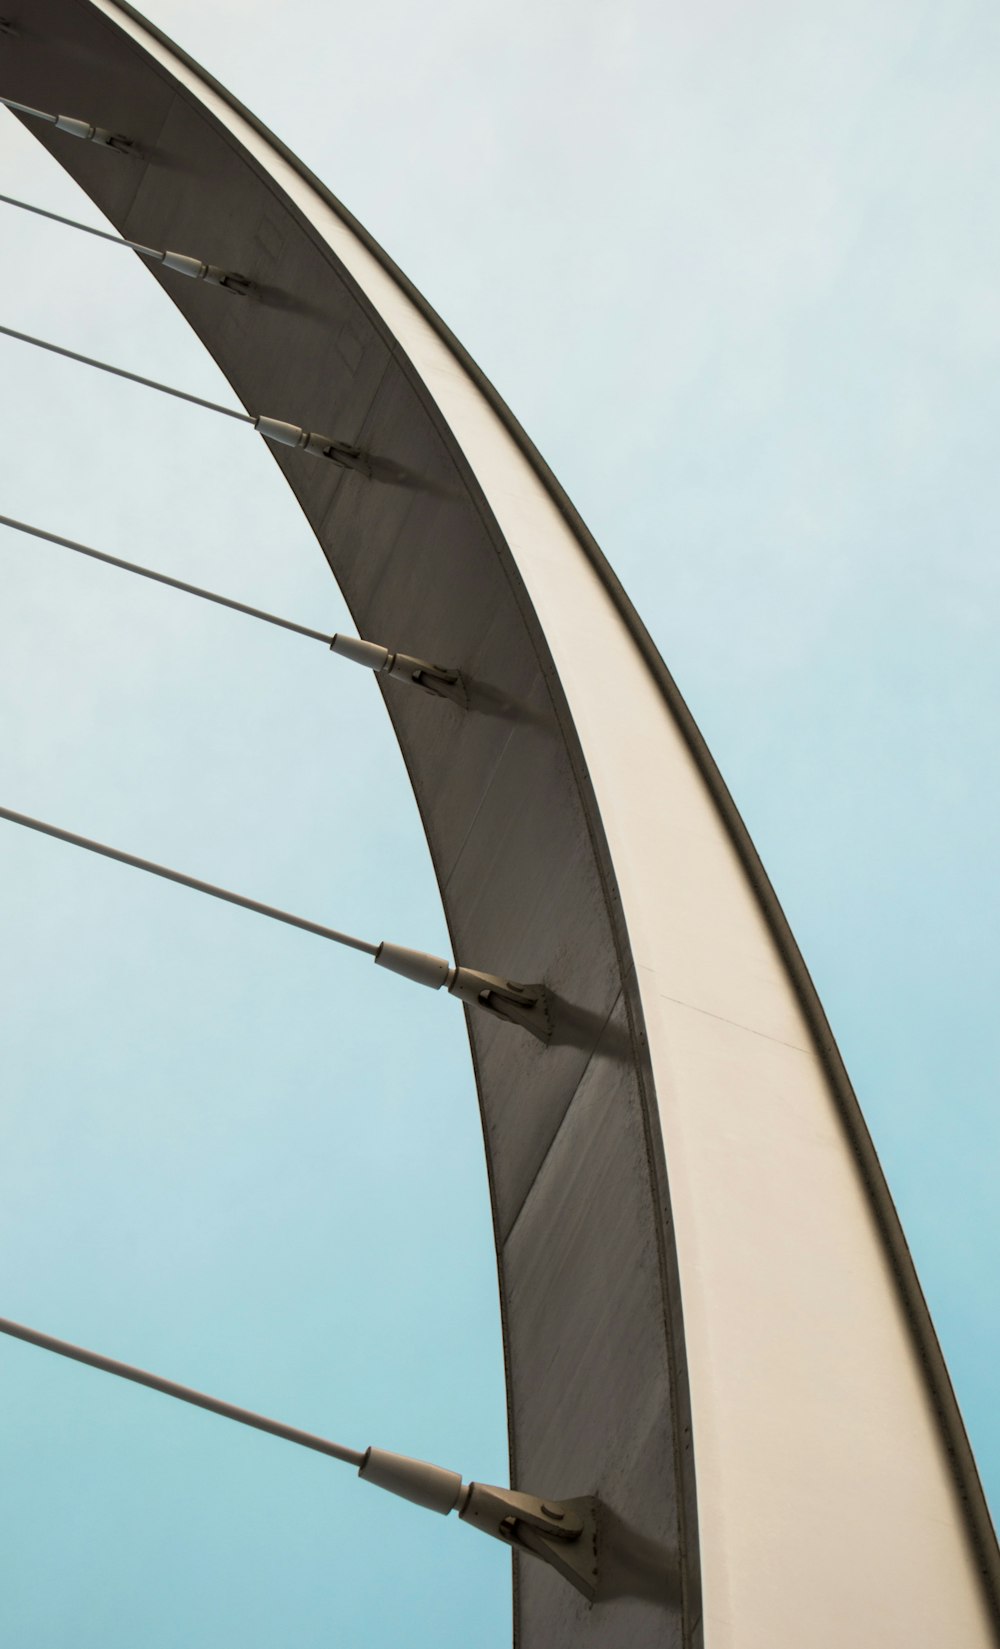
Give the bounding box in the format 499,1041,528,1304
6,4,998,1644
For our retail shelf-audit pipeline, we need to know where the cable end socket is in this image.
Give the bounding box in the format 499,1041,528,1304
255,415,370,475
331,633,392,671
159,250,252,294
374,944,551,1041
53,113,135,153
330,634,465,706
359,1448,465,1515
359,1455,599,1600
374,942,452,991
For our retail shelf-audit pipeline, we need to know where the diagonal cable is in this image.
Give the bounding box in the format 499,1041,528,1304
0,322,252,422
0,513,332,644
0,803,377,954
0,1314,365,1465
0,189,154,248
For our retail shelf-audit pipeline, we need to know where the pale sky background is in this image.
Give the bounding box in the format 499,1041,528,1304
1,1,998,1644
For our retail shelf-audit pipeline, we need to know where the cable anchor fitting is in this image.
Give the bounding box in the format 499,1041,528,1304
448,965,552,1040
459,1482,599,1603
154,248,251,295
255,414,371,476
53,113,135,153
373,943,552,1043
357,1450,597,1601
1,96,137,153
330,633,466,708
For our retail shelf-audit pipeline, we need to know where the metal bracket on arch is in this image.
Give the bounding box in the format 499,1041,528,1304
330,632,467,709
389,652,467,709
255,414,372,475
458,1482,599,1603
448,966,553,1042
373,944,553,1044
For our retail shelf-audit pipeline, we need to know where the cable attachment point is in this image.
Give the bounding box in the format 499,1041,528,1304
1,95,134,152
255,414,371,475
54,113,134,153
156,249,251,294
448,967,552,1042
372,945,551,1042
458,1483,599,1602
330,634,466,707
388,651,467,708
358,1448,464,1515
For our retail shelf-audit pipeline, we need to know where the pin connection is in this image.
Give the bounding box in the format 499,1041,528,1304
255,414,372,475
374,943,552,1043
331,634,467,708
0,93,135,153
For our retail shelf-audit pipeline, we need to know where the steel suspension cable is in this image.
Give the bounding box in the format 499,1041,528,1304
0,189,160,250
0,1314,365,1466
0,513,332,645
0,322,252,422
0,803,378,955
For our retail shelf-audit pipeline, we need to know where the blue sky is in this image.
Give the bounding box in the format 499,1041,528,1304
1,1,997,1643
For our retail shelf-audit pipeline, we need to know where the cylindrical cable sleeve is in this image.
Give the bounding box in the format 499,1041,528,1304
330,633,391,670
0,803,378,955
358,1447,464,1514
374,942,452,990
0,1315,365,1466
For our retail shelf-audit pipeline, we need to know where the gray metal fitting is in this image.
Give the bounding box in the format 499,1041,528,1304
374,944,551,1040
207,267,252,295
254,415,305,449
157,250,251,294
358,1448,464,1515
330,633,392,672
329,633,464,705
357,1456,598,1598
388,651,467,708
161,249,210,280
301,432,372,475
459,1482,599,1601
448,967,552,1043
255,416,370,474
53,112,133,152
373,942,452,991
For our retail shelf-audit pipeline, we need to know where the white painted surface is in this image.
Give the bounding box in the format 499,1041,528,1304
98,5,995,1640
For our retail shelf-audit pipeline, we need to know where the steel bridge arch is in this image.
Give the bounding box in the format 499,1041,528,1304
5,3,999,1644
